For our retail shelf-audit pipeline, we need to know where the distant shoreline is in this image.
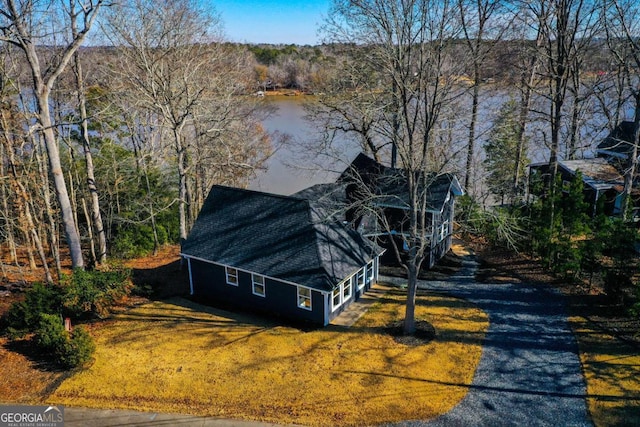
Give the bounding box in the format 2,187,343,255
257,89,315,97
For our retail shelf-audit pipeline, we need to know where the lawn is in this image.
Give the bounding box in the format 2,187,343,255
51,289,488,426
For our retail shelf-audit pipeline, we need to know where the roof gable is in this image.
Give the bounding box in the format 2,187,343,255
339,153,464,212
182,185,382,291
597,121,637,158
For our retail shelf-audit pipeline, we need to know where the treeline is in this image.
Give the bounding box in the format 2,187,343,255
0,1,271,283
243,39,615,93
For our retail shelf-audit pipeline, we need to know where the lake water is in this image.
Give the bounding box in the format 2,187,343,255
248,90,604,198
249,96,360,195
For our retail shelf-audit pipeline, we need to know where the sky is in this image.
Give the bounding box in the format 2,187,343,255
211,0,330,45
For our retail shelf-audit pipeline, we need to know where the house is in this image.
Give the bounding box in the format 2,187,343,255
528,121,640,218
528,158,628,216
339,153,465,268
180,185,384,326
596,120,638,166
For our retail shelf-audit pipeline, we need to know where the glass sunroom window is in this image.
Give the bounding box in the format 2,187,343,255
357,269,365,290
332,287,341,311
342,279,352,301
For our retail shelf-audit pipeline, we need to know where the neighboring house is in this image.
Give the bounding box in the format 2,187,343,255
181,185,384,326
596,120,638,166
529,121,640,218
529,158,627,217
339,153,465,268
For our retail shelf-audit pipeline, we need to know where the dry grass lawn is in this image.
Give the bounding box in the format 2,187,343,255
51,289,487,426
571,316,640,426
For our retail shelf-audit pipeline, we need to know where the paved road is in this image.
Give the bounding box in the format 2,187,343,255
382,253,593,427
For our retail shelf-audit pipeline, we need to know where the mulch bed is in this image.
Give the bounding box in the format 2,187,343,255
385,320,436,346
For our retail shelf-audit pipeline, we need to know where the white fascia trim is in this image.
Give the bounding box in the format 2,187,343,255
180,253,330,296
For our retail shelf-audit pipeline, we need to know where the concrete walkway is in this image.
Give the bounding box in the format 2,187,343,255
330,282,392,326
382,251,593,427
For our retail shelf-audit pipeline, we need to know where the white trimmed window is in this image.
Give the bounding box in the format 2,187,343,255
342,279,352,301
252,274,265,297
297,287,312,310
357,269,365,290
366,261,375,284
439,220,449,241
225,266,238,286
332,287,341,311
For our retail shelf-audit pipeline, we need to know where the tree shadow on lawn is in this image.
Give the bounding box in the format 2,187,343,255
3,337,68,373
103,297,284,345
130,258,190,299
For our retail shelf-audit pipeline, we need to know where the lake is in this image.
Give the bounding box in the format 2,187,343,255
249,96,360,195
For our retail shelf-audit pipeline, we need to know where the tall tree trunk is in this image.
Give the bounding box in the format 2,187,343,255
4,0,106,270
75,54,107,264
175,128,189,242
4,137,52,282
0,131,17,264
38,93,85,269
403,263,418,335
622,91,640,220
464,61,481,192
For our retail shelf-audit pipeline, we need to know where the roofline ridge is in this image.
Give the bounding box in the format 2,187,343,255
211,184,305,203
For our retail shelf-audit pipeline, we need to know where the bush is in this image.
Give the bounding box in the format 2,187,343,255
35,314,95,369
35,313,67,351
62,268,131,318
5,283,63,336
112,223,172,258
59,326,95,369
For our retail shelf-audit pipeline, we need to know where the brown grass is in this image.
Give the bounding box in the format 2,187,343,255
571,316,640,426
51,289,487,426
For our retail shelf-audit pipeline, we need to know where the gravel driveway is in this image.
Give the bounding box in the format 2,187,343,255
382,253,593,427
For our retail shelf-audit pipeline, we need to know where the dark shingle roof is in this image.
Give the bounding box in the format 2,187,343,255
339,153,464,212
181,185,382,292
597,121,637,158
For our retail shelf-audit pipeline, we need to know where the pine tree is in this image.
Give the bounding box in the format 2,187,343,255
484,99,529,204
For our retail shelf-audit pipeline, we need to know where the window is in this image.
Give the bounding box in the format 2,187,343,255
439,220,449,241
332,287,341,311
342,279,352,301
357,269,365,290
366,260,375,284
562,179,571,193
252,274,265,297
298,287,312,310
225,266,238,286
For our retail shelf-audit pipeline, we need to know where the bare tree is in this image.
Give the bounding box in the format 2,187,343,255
73,51,107,265
324,0,466,334
304,46,392,162
107,0,270,242
603,0,640,219
521,0,599,231
458,0,508,193
0,0,107,269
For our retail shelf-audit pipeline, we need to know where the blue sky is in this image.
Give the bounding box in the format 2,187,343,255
212,0,330,45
